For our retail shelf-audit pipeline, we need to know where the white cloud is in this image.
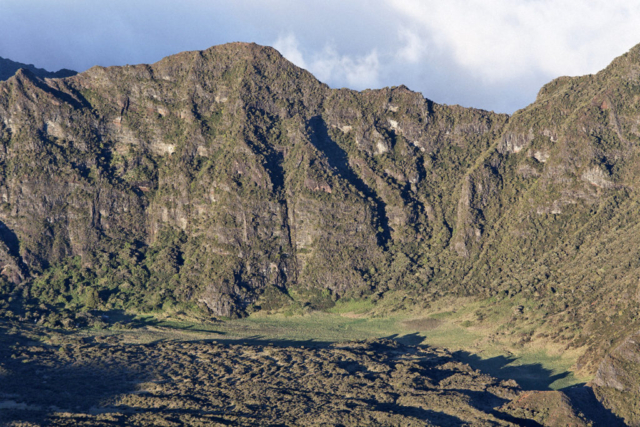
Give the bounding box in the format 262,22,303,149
387,0,640,83
311,46,380,89
274,34,380,90
268,2,640,111
273,34,307,69
397,29,426,64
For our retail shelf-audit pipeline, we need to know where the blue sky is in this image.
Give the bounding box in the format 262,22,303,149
2,0,640,113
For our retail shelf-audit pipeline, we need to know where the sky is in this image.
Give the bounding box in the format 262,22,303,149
2,1,640,113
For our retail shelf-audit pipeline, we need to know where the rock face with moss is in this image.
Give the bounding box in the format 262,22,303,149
3,41,640,421
0,43,508,317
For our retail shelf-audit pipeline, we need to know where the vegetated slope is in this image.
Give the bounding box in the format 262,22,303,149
447,46,640,423
0,42,506,319
0,56,76,81
0,41,640,421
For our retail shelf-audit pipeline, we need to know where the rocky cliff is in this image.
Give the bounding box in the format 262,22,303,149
2,42,640,421
0,42,638,319
0,43,508,317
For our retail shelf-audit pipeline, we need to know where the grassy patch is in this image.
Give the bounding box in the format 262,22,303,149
396,295,594,390
402,318,442,331
219,312,404,345
428,310,456,319
89,294,594,391
327,298,375,315
218,309,591,390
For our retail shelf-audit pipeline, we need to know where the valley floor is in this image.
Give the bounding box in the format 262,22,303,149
111,295,593,391
0,298,625,426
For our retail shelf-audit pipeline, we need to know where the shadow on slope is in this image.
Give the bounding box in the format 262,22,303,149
207,331,427,349
0,328,146,425
563,386,627,426
307,115,391,247
452,350,626,425
0,361,144,425
453,350,569,391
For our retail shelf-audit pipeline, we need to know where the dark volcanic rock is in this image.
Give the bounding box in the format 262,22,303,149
0,328,525,426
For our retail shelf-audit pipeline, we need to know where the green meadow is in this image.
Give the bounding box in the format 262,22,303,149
96,294,593,391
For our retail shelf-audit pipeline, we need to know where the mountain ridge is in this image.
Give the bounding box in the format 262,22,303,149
2,41,640,422
0,55,76,82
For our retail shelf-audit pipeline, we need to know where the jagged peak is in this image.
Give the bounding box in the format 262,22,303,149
7,68,42,87
0,56,76,82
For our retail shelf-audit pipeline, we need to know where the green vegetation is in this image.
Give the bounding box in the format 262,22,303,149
216,307,591,391
72,301,590,391
327,298,375,314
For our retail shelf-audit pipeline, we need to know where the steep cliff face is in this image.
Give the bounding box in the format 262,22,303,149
592,332,640,425
447,46,640,375
0,44,506,317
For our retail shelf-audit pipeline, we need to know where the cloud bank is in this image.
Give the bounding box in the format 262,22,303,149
1,1,639,112
274,34,380,89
